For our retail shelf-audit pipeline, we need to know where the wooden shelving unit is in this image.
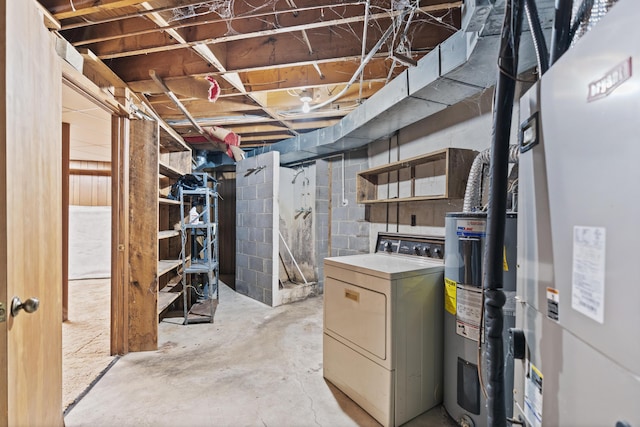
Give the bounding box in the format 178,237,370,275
157,127,192,321
356,148,476,204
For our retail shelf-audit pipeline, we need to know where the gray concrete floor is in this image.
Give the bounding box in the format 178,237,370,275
64,282,456,427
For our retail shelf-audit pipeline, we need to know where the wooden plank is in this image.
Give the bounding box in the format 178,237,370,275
128,119,159,352
69,168,111,176
158,161,182,179
158,259,181,277
159,197,180,205
160,273,182,292
54,0,150,20
158,291,182,315
1,2,63,424
96,6,459,60
62,60,127,116
158,230,179,240
111,115,130,356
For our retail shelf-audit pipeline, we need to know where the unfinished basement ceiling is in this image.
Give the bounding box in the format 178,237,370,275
39,0,462,151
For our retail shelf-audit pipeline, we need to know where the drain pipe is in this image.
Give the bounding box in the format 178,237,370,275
484,1,524,426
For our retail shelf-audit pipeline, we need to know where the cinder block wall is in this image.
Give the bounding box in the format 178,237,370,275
329,148,370,257
314,159,330,291
235,151,279,306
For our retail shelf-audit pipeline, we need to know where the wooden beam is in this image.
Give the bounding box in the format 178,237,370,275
126,58,395,95
127,118,159,352
111,115,130,356
61,0,367,31
96,7,452,60
62,60,128,116
54,0,150,20
35,1,61,30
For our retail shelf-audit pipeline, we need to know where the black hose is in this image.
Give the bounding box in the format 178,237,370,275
485,0,524,426
525,0,549,75
550,0,574,64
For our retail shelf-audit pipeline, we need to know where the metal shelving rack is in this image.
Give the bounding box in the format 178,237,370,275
179,172,219,324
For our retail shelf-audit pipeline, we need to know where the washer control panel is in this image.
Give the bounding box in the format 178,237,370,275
375,233,445,260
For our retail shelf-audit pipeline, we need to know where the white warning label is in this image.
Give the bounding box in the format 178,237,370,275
571,226,606,324
456,284,483,342
524,362,543,427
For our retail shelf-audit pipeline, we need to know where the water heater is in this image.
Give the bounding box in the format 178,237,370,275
443,212,517,427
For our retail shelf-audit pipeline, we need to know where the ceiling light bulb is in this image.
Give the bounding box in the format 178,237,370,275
302,101,311,113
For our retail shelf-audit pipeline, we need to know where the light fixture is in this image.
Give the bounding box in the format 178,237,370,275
299,89,312,113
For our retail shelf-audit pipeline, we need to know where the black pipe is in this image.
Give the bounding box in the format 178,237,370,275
484,0,524,426
525,0,550,75
550,0,574,64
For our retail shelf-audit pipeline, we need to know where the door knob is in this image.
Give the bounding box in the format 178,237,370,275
11,297,39,317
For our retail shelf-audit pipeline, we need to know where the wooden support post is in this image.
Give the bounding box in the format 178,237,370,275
111,115,130,355
127,118,159,352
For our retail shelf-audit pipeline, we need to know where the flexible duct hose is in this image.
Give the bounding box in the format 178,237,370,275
463,146,520,213
570,0,618,46
484,0,524,426
463,149,491,212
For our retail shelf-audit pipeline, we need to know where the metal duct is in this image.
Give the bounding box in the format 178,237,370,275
571,0,619,46
463,145,520,212
249,1,556,166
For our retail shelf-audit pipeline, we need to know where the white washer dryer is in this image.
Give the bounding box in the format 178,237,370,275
323,233,445,427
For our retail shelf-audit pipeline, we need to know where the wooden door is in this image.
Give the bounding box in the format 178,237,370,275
0,1,63,425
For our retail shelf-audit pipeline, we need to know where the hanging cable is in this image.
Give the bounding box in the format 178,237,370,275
309,6,413,112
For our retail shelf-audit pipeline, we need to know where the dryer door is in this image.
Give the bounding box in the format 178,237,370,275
324,277,387,360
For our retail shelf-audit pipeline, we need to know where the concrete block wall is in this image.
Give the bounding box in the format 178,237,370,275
329,149,370,257
235,151,279,306
314,159,330,291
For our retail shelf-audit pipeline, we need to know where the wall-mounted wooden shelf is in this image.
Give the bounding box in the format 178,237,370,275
356,148,476,204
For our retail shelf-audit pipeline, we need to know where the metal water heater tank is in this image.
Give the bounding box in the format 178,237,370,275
443,212,517,427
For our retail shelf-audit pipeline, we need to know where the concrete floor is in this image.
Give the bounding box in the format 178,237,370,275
63,279,113,410
64,282,456,427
